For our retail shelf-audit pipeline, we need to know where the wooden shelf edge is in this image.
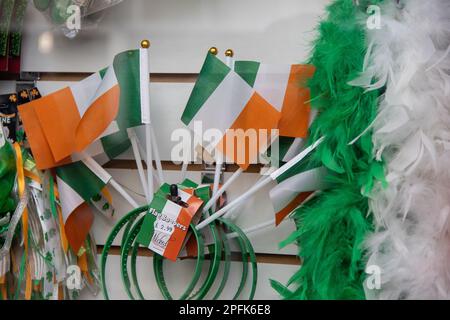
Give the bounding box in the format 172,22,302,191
1,72,199,83
104,160,264,174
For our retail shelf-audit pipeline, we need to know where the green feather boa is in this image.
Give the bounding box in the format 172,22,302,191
272,0,384,300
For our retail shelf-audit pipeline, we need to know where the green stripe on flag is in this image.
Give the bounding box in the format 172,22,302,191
180,179,199,189
100,130,131,160
158,183,172,196
99,62,132,160
278,137,296,163
99,67,108,79
234,61,260,87
267,137,296,167
181,53,230,125
275,152,317,184
136,195,168,247
113,49,142,130
56,161,106,202
195,185,211,204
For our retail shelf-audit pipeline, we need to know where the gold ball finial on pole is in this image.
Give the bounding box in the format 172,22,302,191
225,49,234,58
209,47,218,56
141,40,151,49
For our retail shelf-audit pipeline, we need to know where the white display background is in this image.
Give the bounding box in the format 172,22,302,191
0,0,331,300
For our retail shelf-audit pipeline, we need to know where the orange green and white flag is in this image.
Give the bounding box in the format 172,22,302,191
270,167,327,225
182,52,281,170
234,61,315,138
56,160,114,255
268,138,328,225
19,49,150,170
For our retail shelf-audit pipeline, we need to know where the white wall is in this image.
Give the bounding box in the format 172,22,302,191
21,0,327,73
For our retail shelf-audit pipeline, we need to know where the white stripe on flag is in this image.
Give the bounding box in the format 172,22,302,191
253,64,291,112
140,48,151,124
270,167,328,213
56,176,84,223
91,66,118,102
70,72,102,118
178,189,193,203
188,71,254,147
97,120,120,140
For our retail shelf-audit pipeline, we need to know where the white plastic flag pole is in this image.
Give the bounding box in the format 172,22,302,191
203,167,244,214
211,158,223,212
150,126,165,184
145,127,154,200
210,48,229,212
227,192,320,239
198,175,272,230
128,128,150,202
204,48,244,213
136,135,161,186
224,174,267,220
226,218,277,240
108,179,140,209
196,137,325,230
180,162,189,182
140,40,154,201
81,154,139,209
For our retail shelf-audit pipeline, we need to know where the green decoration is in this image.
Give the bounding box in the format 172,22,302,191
33,0,50,11
9,0,28,57
272,0,385,300
0,0,15,57
50,0,73,25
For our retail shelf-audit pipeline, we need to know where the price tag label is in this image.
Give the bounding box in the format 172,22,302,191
137,185,204,261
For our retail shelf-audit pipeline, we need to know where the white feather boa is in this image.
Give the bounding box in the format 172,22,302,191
352,0,450,299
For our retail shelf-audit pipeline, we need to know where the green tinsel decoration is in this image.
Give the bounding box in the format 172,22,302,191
0,0,15,57
272,0,385,300
9,0,28,57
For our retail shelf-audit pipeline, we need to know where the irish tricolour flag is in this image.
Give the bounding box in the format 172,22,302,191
19,49,149,170
234,61,315,139
56,160,114,255
182,53,281,170
269,138,328,225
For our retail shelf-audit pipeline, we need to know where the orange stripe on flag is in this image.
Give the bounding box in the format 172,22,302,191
64,202,94,256
218,93,281,171
57,205,69,253
186,196,203,217
101,187,113,206
278,65,315,138
18,103,71,170
185,235,199,258
75,85,120,152
1,283,6,300
25,266,32,300
33,87,81,162
275,191,314,226
164,208,192,262
78,253,94,285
